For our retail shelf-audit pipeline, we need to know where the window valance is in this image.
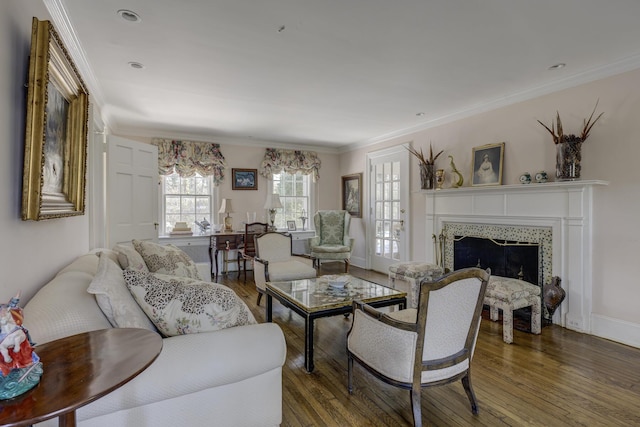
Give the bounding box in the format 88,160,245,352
151,138,227,185
259,148,321,182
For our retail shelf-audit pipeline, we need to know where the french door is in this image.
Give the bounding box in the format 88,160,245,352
366,145,410,272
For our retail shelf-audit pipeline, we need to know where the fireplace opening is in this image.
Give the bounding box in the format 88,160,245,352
453,236,540,284
453,235,544,328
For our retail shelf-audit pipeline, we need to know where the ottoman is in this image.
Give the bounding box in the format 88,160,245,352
388,262,445,308
484,276,542,344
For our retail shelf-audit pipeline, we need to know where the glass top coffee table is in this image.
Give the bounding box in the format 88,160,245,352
265,274,406,373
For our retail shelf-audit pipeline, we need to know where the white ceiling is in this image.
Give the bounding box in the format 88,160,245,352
49,0,640,150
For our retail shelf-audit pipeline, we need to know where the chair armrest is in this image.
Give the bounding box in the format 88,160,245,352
309,236,320,247
254,257,268,267
292,255,313,266
345,237,355,250
352,300,417,332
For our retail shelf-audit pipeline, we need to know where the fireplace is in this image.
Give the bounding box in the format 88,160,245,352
423,180,606,332
441,223,552,321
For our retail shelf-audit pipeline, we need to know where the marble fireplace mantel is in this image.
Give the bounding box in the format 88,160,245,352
421,180,608,333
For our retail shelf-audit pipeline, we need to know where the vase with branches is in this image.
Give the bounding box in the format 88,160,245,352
407,143,444,190
537,100,604,180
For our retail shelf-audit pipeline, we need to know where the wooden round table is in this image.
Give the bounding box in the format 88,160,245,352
0,328,162,427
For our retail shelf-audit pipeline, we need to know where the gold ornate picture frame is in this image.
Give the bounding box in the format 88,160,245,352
471,142,505,186
22,18,89,220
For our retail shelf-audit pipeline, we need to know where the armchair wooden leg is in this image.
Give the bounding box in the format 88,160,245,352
410,386,422,427
347,354,354,394
257,292,263,306
344,259,350,273
462,373,479,414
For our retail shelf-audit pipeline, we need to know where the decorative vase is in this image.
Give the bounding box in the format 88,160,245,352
419,163,435,190
543,276,566,317
556,136,582,180
435,169,445,190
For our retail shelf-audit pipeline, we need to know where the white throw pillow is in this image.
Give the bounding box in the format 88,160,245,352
113,243,149,272
132,240,201,280
123,270,256,336
87,252,157,331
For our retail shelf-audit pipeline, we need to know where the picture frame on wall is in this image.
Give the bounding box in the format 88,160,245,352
471,142,505,186
232,168,258,190
342,173,363,218
22,18,90,221
286,220,297,231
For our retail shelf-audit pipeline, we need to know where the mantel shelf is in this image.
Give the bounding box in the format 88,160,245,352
416,179,608,196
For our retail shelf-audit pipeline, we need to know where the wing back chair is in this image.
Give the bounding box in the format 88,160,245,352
254,232,317,305
309,210,354,272
347,267,490,426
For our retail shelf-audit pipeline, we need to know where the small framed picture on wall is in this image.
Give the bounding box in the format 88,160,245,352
342,173,363,218
232,168,258,190
471,142,505,186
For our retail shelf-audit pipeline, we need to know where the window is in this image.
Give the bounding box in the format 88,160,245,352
271,172,314,230
161,172,216,235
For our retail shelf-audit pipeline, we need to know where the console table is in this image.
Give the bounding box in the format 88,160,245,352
0,328,162,427
209,232,244,280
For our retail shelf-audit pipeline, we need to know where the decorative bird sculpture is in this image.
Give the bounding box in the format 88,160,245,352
449,155,464,188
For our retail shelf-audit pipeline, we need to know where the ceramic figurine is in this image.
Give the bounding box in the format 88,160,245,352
0,293,42,400
535,171,548,183
519,172,532,184
448,155,464,188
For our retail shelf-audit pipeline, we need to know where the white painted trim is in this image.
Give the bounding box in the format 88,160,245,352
591,314,640,349
349,256,367,269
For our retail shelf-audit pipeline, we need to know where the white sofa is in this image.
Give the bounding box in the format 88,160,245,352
23,253,286,427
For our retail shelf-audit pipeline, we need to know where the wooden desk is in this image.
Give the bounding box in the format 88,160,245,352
209,232,244,280
0,328,162,427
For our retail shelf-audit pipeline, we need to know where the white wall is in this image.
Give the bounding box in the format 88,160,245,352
339,68,640,346
0,1,91,304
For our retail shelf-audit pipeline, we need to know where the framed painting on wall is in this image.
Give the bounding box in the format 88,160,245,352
22,18,90,220
471,142,505,186
232,168,258,190
342,173,363,218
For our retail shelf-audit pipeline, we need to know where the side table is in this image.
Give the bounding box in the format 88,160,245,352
0,328,162,427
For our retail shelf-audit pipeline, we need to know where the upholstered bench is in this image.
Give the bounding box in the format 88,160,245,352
484,276,542,344
388,262,445,308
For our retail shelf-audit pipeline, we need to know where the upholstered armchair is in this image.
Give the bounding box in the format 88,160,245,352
254,232,317,305
309,210,354,272
347,267,490,426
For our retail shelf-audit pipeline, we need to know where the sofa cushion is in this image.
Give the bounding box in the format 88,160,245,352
268,260,317,282
113,243,149,272
87,252,157,331
124,270,256,336
133,240,201,279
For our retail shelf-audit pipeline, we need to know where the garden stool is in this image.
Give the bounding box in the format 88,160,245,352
388,262,445,308
484,276,542,344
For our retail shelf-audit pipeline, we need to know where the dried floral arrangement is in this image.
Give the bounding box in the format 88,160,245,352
406,143,443,165
537,100,604,144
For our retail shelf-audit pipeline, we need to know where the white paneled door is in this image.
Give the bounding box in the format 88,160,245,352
366,145,410,273
107,136,158,246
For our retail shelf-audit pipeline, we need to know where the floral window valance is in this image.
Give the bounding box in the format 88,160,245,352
151,138,227,185
259,148,321,182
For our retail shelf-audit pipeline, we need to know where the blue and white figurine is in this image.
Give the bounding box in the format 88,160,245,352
519,172,532,184
535,171,548,183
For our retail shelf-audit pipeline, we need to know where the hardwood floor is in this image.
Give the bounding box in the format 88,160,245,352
217,264,640,426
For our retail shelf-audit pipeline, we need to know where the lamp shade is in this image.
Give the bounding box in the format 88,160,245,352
263,193,283,209
218,198,233,214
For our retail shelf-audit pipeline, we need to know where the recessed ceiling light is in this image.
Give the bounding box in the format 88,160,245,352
128,62,145,69
416,112,425,117
548,63,566,70
278,25,286,33
118,9,142,23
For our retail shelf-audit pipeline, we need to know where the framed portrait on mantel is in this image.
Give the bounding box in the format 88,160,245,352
471,142,505,186
342,173,363,218
22,18,90,220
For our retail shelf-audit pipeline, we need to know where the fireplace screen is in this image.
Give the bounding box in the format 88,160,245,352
453,236,540,285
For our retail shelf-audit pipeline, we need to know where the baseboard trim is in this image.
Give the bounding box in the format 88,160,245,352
349,256,366,269
591,313,640,349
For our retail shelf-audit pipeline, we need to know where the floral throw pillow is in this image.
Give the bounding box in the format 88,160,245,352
123,270,256,336
132,239,201,280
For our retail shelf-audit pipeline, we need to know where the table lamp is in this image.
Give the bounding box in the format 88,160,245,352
263,193,282,231
218,198,233,232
